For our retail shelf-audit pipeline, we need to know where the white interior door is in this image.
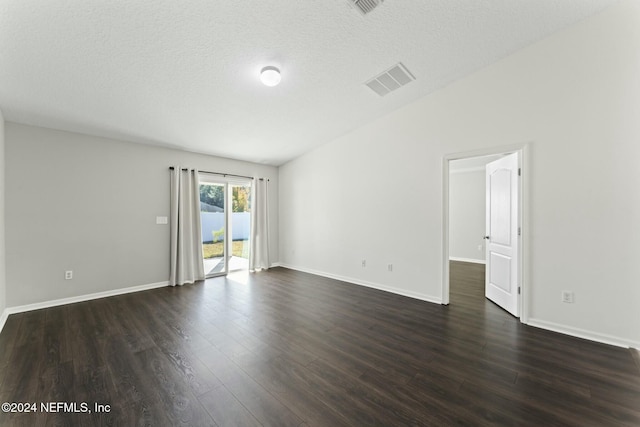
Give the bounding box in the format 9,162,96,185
485,153,519,317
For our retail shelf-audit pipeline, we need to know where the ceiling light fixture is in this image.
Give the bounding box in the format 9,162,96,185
260,66,281,87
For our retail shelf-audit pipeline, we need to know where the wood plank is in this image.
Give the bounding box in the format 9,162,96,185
238,355,352,427
134,348,216,426
199,386,261,427
0,263,637,426
631,347,640,374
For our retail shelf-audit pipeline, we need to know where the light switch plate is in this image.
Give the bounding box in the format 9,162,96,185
156,216,168,225
561,291,574,303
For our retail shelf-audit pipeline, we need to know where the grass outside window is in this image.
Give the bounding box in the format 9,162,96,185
203,240,249,259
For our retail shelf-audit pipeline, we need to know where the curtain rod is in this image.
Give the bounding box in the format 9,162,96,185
169,166,252,180
168,167,269,181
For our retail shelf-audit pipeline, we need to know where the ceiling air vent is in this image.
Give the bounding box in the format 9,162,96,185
365,63,416,97
347,0,384,16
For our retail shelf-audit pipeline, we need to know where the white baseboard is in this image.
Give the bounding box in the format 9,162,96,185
3,272,636,351
0,308,8,335
278,263,442,304
526,318,640,349
3,281,169,320
449,257,485,264
279,264,639,349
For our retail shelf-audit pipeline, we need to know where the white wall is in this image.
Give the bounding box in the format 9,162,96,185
5,123,279,307
449,169,485,263
279,1,640,347
0,108,6,323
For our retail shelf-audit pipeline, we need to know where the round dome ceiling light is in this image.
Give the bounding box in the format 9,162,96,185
260,66,281,87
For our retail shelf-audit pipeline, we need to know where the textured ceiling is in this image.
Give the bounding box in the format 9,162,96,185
0,0,618,166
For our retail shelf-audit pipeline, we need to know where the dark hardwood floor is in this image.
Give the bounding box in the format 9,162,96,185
0,263,638,426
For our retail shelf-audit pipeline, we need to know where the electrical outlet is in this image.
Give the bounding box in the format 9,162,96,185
65,270,73,280
561,291,574,303
477,244,483,251
361,260,366,268
388,264,393,272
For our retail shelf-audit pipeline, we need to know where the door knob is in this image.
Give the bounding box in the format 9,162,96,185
484,236,490,240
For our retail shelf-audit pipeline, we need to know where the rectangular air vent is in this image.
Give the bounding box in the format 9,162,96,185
347,0,384,16
365,63,416,97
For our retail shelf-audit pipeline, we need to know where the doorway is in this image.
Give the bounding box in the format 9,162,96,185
442,145,527,321
199,175,252,278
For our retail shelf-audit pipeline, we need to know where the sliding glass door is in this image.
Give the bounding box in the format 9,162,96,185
199,176,252,277
200,181,227,277
229,184,251,272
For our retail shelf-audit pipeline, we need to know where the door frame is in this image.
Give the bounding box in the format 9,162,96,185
198,177,230,278
199,174,253,278
441,143,529,323
227,182,253,273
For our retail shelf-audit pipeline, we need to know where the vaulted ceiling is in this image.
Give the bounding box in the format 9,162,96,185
0,0,618,165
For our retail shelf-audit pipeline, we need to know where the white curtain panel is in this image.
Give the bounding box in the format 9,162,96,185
169,167,205,286
250,178,270,271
